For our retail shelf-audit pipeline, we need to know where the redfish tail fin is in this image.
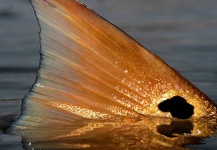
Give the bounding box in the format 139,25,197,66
11,0,217,132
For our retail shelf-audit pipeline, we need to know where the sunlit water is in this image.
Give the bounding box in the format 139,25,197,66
0,0,217,149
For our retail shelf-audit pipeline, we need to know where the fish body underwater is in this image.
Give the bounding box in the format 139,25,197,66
8,0,217,149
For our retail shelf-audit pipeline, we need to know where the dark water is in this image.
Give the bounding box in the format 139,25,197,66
0,0,217,149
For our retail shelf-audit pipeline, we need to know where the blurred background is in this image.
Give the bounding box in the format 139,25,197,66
0,0,217,149
0,0,217,101
0,0,39,100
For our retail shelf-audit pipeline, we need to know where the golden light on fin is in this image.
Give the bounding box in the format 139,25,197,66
11,0,217,129
11,117,217,149
8,0,217,149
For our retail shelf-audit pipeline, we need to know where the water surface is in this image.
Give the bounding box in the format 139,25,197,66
0,0,217,149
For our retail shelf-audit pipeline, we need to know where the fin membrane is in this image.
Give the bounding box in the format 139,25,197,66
13,0,217,129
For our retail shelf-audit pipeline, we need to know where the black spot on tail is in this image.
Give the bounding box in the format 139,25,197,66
158,96,194,119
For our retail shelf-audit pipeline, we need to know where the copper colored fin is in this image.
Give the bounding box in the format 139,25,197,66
12,0,217,129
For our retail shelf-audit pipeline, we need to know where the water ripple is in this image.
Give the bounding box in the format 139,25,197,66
0,67,38,73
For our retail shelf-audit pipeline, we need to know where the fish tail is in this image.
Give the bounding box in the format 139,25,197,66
10,0,217,133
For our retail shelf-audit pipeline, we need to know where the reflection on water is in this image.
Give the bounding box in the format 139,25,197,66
10,116,217,149
157,120,193,137
0,0,217,149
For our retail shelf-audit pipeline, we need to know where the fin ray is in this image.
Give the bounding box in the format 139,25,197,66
12,0,217,129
